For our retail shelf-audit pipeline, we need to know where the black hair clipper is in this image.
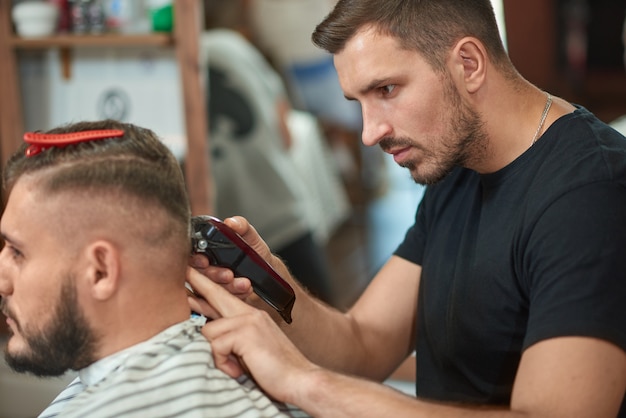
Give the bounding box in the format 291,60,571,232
190,215,295,324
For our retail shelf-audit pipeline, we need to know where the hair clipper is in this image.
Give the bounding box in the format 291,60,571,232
190,215,295,323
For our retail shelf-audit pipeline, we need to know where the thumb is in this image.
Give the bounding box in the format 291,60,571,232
224,216,273,259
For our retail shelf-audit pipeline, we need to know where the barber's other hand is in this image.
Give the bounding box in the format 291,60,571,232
188,216,269,300
187,268,317,404
189,253,253,299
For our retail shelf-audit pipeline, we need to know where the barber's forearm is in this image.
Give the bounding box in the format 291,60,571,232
279,283,373,375
291,369,522,418
265,254,373,374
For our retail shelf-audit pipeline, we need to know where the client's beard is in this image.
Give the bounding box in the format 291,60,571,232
4,276,97,377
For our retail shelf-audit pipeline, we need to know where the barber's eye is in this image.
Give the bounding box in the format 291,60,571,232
381,85,396,96
7,246,23,260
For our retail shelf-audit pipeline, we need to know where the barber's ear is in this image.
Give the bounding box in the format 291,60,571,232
83,241,120,301
450,37,487,94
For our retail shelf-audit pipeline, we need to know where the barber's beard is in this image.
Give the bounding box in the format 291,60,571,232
4,276,97,377
381,74,488,185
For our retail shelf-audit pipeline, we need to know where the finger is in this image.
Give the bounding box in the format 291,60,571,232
200,266,235,285
223,216,250,235
219,354,246,379
190,251,247,289
211,345,246,378
224,216,273,259
232,277,254,295
188,268,253,317
188,259,236,285
201,317,250,378
186,265,251,303
188,296,221,319
188,270,252,296
189,253,209,269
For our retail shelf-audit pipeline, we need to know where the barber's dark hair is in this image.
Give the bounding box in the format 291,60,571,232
312,0,514,74
3,119,191,241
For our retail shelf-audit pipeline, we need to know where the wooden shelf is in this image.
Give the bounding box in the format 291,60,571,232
10,33,174,49
11,33,176,80
0,0,212,216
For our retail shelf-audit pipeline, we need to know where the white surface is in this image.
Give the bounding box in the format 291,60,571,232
250,0,335,65
12,1,58,38
288,110,351,244
611,115,626,136
491,0,508,50
19,46,187,161
385,379,416,396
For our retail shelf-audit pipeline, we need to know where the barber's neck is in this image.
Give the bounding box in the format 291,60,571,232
468,76,575,175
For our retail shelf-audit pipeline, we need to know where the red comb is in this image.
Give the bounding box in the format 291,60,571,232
23,129,125,157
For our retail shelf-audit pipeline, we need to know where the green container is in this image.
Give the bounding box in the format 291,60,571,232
151,4,173,32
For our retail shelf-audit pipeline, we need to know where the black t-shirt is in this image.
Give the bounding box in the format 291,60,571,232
395,107,626,412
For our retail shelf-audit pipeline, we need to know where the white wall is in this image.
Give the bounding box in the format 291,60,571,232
491,0,508,50
19,46,187,160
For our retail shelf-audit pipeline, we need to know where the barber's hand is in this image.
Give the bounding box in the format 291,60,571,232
188,216,270,300
223,216,274,259
189,253,253,300
187,216,294,322
187,268,317,404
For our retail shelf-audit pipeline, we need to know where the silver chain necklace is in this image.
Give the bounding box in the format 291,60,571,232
531,93,553,145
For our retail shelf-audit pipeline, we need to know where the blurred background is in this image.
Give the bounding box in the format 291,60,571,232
1,1,625,416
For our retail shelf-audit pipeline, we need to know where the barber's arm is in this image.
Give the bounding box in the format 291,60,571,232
188,267,626,417
188,216,419,379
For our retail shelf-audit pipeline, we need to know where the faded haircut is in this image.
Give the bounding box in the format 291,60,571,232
3,119,191,249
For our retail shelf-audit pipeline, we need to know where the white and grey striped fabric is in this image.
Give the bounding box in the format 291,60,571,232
38,317,308,417
38,377,85,418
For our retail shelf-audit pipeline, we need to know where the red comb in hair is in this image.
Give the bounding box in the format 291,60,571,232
23,129,125,157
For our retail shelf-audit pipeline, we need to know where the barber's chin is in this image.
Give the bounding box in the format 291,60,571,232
410,165,451,186
400,161,429,184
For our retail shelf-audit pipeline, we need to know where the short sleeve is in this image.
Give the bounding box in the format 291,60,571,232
523,182,626,352
394,194,428,266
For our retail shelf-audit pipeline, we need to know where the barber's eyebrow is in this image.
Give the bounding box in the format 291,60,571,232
345,78,393,101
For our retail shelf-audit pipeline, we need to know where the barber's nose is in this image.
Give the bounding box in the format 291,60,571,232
360,105,391,147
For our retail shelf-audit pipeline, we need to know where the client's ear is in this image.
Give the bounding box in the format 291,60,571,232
83,240,121,301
